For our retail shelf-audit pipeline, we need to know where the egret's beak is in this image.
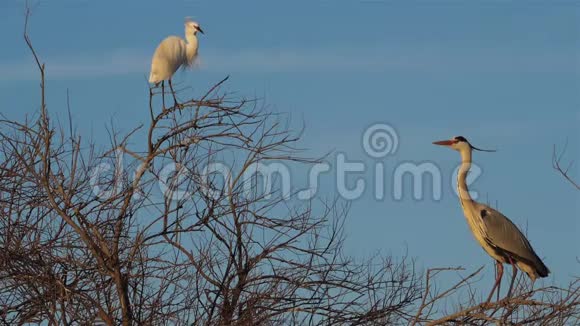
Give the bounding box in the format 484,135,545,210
432,140,455,146
197,27,205,35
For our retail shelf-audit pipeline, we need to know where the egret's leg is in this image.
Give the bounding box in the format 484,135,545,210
161,81,166,110
149,84,156,121
168,78,179,107
507,258,517,298
486,261,503,303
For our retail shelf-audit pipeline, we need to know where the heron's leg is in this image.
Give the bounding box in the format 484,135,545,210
486,261,503,303
497,263,504,298
496,263,502,301
506,257,517,298
168,78,179,108
492,263,499,301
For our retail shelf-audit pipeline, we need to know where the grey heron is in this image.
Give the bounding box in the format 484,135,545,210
149,18,204,107
433,136,549,302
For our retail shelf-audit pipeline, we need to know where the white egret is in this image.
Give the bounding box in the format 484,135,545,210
149,18,204,107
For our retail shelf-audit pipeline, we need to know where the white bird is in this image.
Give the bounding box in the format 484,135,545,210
149,18,204,106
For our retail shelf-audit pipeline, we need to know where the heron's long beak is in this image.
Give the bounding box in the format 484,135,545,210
432,140,455,146
197,27,205,35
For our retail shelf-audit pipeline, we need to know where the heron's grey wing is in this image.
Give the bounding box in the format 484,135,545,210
475,202,544,267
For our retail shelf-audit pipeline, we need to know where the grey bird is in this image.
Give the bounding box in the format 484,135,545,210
433,136,549,302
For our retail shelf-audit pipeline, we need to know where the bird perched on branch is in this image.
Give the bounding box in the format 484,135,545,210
149,18,204,107
433,136,549,302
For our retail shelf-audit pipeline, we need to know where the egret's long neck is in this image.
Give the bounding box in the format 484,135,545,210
457,148,474,204
184,30,198,66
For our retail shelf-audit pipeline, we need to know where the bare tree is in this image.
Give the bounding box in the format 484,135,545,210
0,12,421,325
411,266,579,325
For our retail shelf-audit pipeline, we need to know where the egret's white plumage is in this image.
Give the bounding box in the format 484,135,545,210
149,19,203,84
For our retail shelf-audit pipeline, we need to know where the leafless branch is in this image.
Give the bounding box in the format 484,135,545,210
553,141,580,190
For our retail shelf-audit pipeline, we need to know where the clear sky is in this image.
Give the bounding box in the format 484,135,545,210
1,0,578,292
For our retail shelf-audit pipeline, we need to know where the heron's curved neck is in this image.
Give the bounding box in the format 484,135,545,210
457,148,473,203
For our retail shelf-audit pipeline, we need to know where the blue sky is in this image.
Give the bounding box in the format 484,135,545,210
1,1,578,293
